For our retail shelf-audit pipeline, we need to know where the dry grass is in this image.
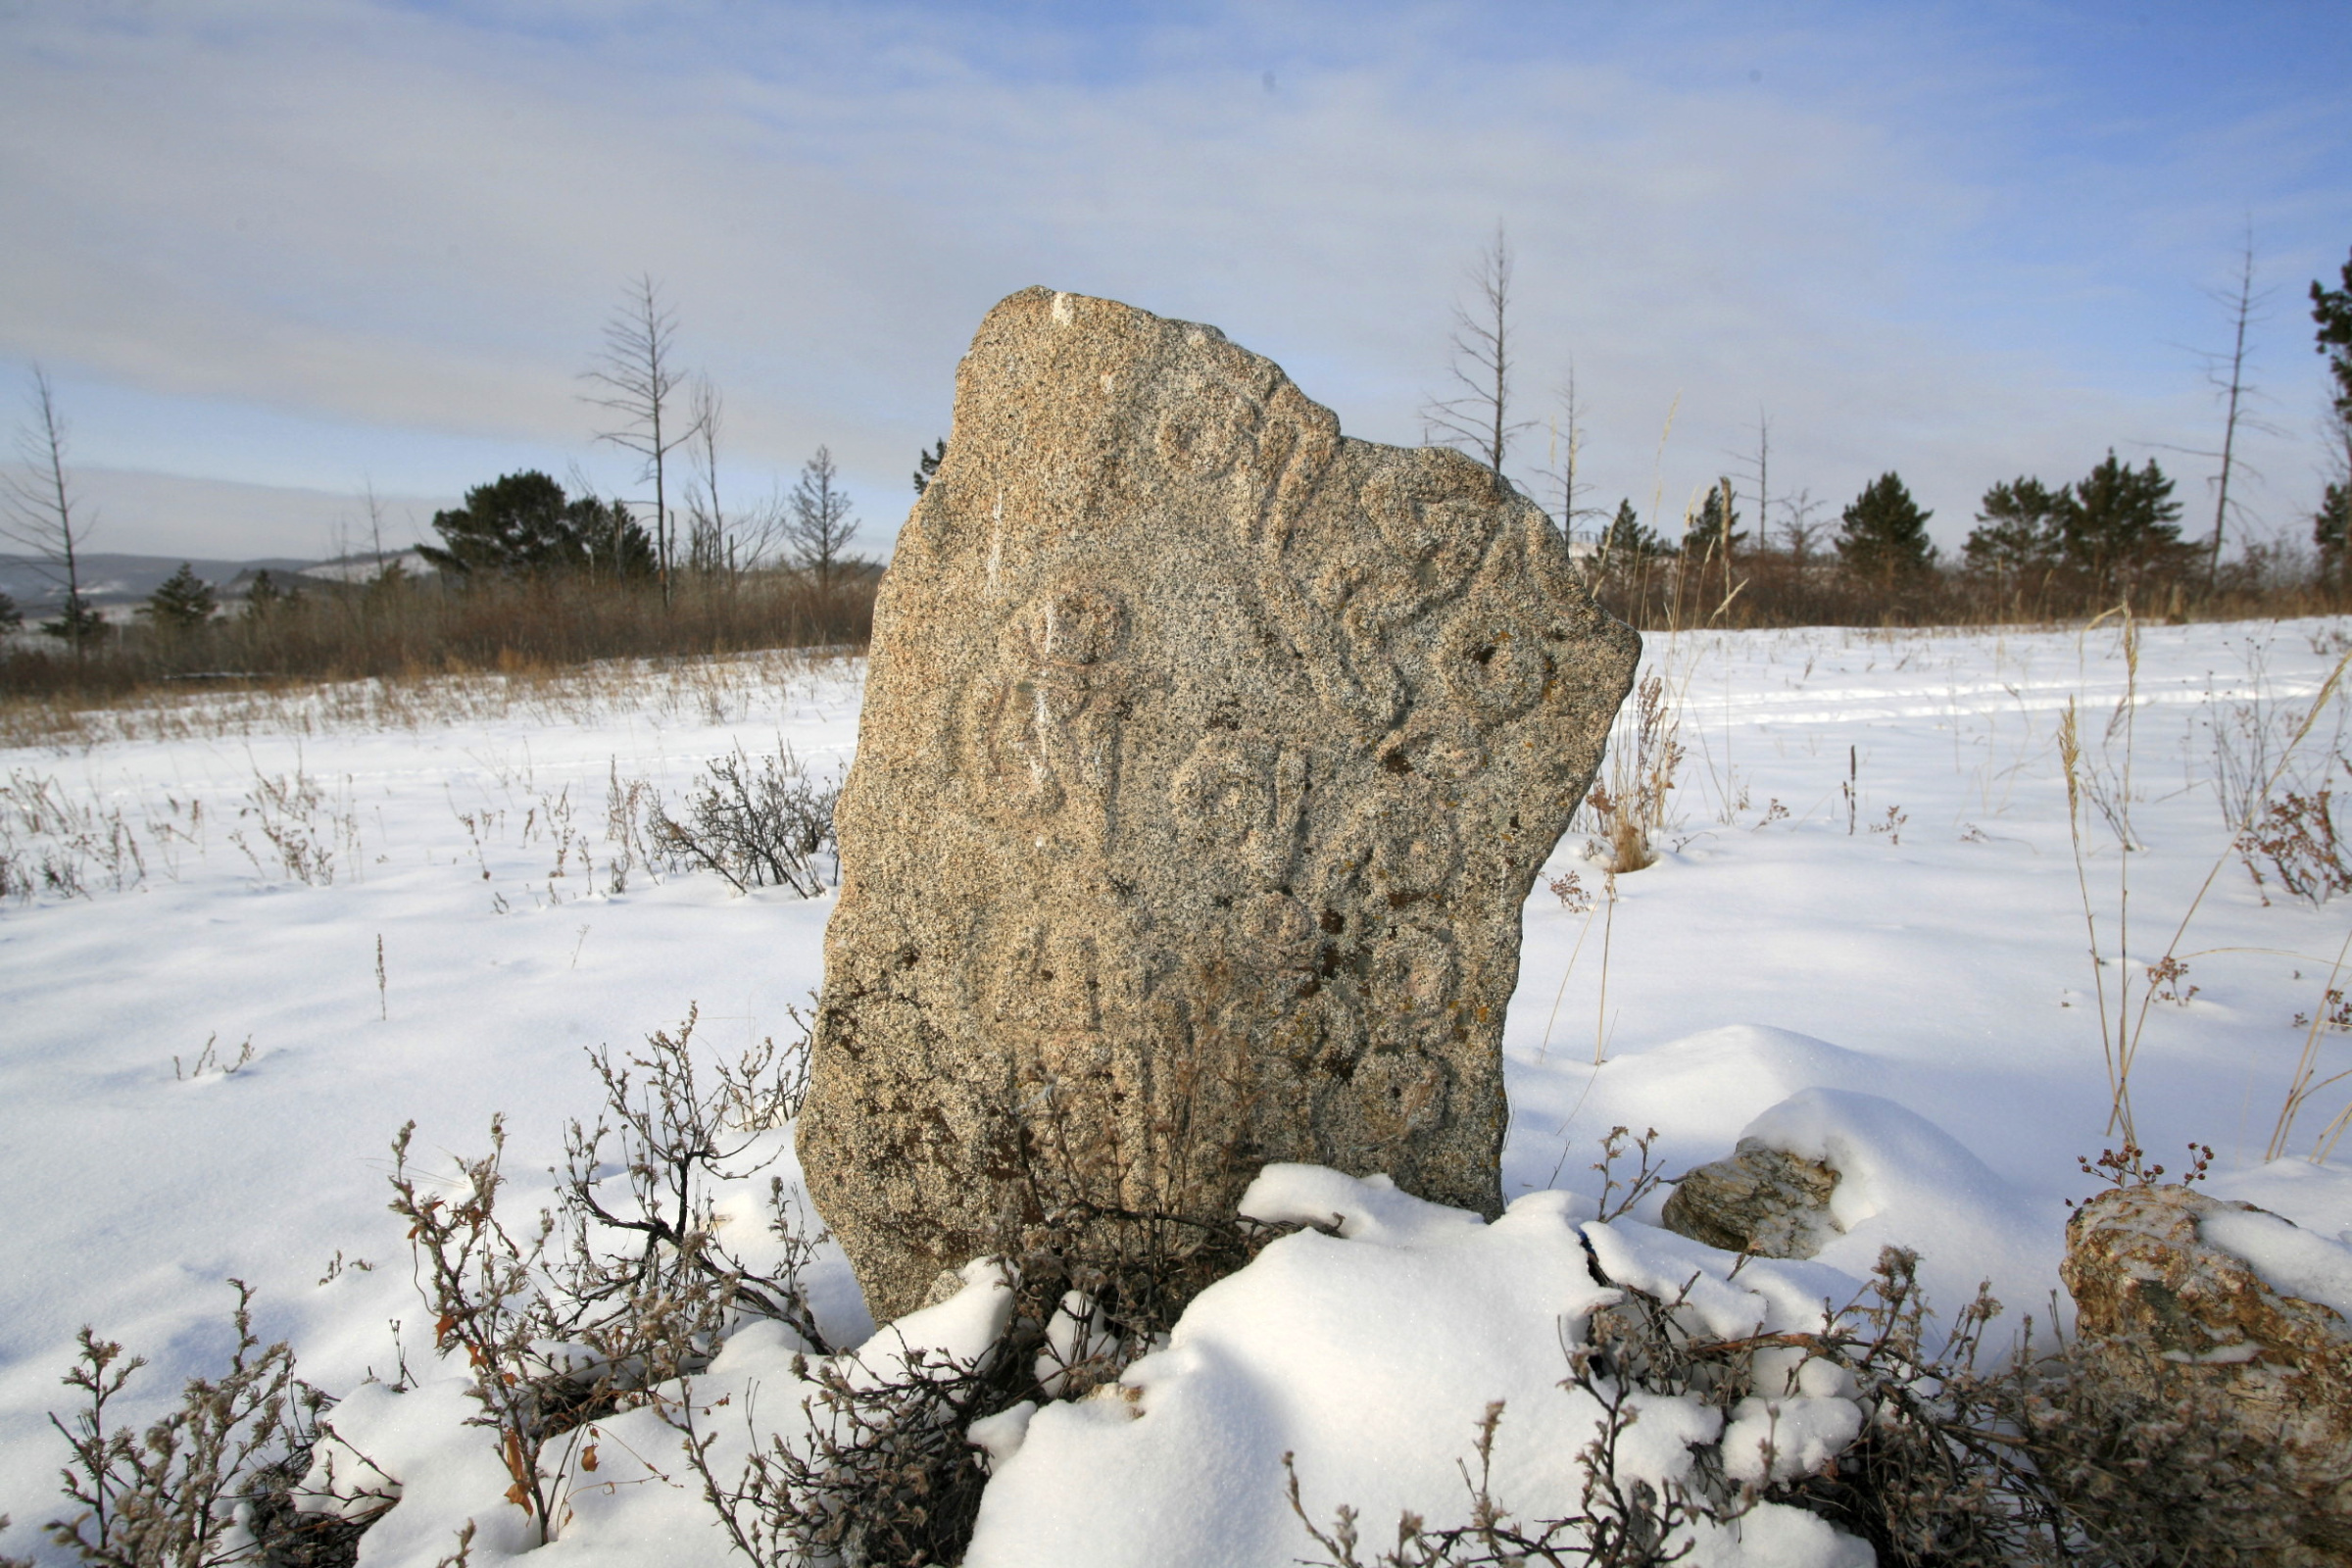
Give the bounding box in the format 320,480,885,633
1590,541,2348,632
0,645,860,752
0,570,872,747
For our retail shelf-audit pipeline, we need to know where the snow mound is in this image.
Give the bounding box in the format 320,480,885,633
1593,1026,1885,1151
969,1168,1869,1568
1737,1087,2065,1328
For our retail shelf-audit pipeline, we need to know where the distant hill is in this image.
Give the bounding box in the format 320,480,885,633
0,552,429,612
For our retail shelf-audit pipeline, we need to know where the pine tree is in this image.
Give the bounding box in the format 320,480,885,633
420,471,573,574
1836,471,1936,581
1680,481,1747,560
242,569,300,619
2310,246,2352,425
1596,498,1669,564
419,471,655,578
787,446,861,593
0,589,19,630
565,495,658,580
2056,451,2185,591
2316,480,2351,588
139,562,218,632
1964,477,2066,578
911,438,947,496
2311,246,2352,592
39,590,106,645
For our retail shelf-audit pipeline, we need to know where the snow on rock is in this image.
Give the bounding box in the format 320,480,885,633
1736,1087,2065,1327
2060,1184,2352,1545
1236,1161,1495,1242
2207,1156,2352,1249
2198,1205,2352,1322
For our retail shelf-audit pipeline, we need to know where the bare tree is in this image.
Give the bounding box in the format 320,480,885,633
1775,487,1833,568
583,274,697,602
1539,363,1607,544
1,367,97,658
2200,233,2277,584
1731,408,1772,551
683,373,728,578
1423,223,1532,480
361,478,388,567
2156,231,2281,585
787,446,860,594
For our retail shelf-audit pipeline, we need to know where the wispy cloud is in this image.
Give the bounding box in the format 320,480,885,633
3,0,2347,557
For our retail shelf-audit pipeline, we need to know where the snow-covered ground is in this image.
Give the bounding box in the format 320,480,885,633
4,618,2351,1567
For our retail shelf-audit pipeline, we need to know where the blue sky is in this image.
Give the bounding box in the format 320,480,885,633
2,0,2348,561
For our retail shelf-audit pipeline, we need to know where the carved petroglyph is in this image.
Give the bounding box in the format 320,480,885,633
800,288,1640,1317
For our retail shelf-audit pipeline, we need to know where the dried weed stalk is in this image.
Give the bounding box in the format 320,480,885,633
678,1330,1017,1568
1584,673,1683,873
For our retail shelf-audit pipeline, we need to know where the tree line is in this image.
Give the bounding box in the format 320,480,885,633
425,275,867,596
0,275,881,685
9,242,2351,680
1587,451,2190,586
1426,227,2352,627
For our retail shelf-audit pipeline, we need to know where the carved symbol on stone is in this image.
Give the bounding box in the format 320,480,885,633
1169,731,1306,887
1027,582,1127,669
1235,890,1318,975
1441,606,1550,722
1325,793,1461,906
1359,466,1498,614
1352,1052,1451,1141
1154,386,1258,479
1368,917,1458,1028
972,582,1135,822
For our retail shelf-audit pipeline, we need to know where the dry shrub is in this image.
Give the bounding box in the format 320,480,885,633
651,743,840,897
2240,778,2351,905
1292,1231,2307,1568
21,1283,380,1568
0,769,149,901
682,1331,1017,1568
1589,543,2350,632
0,570,874,706
1,644,854,752
680,966,1294,1568
381,1007,830,1546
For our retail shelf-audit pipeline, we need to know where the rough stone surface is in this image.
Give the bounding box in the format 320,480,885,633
2063,1185,2352,1564
800,287,1641,1319
1658,1138,1841,1259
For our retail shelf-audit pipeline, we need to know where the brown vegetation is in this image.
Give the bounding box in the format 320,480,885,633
0,569,875,706
1589,538,2346,632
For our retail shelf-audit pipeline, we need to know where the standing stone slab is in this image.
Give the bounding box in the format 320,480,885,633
801,288,1640,1318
